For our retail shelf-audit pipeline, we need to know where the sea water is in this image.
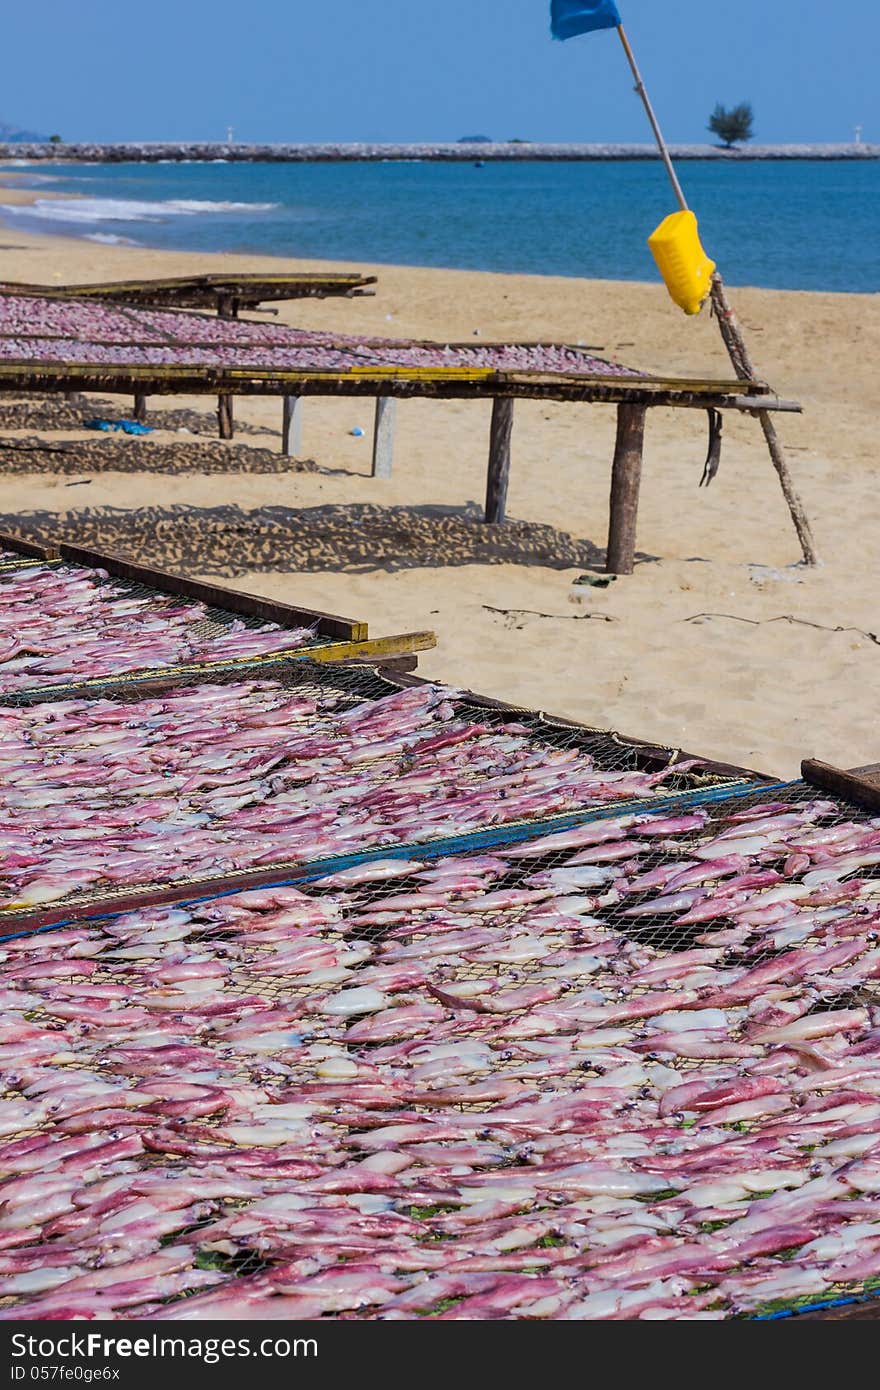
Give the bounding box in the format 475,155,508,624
1,158,877,292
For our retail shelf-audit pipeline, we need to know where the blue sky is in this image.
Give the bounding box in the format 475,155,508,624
2,0,876,144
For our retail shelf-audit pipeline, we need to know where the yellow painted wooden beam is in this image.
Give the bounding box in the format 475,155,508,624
307,630,437,663
0,556,63,574
14,631,437,702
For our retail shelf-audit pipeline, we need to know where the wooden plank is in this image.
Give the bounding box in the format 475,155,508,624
281,395,303,457
0,864,344,937
0,530,59,560
801,759,880,813
606,402,647,575
307,630,436,664
485,397,514,523
371,396,396,478
0,360,799,411
726,395,802,413
341,653,420,675
55,543,368,641
0,273,378,309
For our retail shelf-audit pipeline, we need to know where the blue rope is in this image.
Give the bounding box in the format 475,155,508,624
755,1287,880,1319
0,778,792,944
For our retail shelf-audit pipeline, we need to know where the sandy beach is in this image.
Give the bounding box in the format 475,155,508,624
0,185,877,779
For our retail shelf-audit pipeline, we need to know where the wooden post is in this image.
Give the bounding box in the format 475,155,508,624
606,403,647,575
710,274,818,566
216,293,237,440
282,395,303,457
133,393,147,424
217,395,234,440
485,396,514,524
371,397,396,479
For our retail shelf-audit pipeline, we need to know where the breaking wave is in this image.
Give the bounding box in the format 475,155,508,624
3,196,279,225
84,231,141,246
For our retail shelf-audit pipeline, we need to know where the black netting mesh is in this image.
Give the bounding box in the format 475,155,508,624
4,654,760,785
0,783,879,1321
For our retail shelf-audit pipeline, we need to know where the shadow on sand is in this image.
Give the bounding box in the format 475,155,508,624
0,435,318,477
0,502,654,576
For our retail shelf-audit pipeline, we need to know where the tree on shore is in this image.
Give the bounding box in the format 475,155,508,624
708,102,754,149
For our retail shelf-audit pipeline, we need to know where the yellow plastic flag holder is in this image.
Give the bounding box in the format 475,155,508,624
603,22,819,564
648,210,717,316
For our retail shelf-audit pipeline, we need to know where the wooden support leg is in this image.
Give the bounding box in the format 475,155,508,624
485,396,514,524
282,395,303,457
606,402,647,575
710,274,818,566
133,393,147,424
217,294,237,442
371,397,396,478
218,394,234,440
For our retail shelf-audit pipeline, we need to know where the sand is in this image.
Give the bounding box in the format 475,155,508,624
0,182,877,779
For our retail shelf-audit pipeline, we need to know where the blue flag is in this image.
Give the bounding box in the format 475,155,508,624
551,0,621,40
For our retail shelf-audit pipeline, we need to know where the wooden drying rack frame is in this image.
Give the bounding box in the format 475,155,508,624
0,533,435,665
0,272,805,572
0,654,774,935
0,265,806,572
0,355,799,577
0,272,378,312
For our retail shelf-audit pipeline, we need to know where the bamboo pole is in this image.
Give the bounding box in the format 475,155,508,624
708,275,817,564
616,26,689,214
614,23,818,566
